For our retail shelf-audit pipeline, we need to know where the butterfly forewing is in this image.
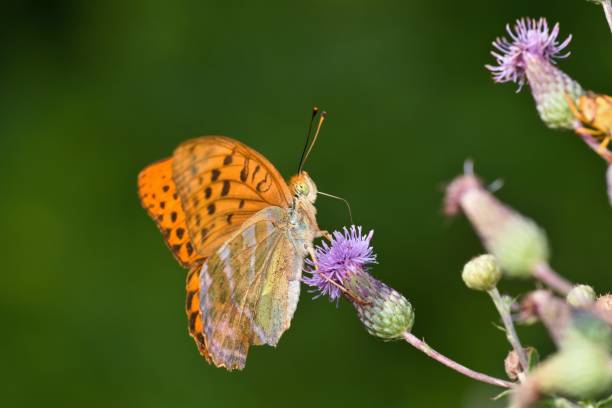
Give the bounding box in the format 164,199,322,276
172,136,292,259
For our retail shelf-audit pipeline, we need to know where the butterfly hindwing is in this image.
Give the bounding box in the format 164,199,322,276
138,158,202,267
198,206,302,370
172,136,292,259
186,263,211,362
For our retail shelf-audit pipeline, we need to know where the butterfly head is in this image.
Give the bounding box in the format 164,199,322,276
289,171,317,203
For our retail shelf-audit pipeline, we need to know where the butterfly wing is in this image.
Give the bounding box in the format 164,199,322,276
172,136,293,259
138,158,202,267
196,206,303,370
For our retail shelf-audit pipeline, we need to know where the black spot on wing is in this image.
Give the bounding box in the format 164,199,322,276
221,180,230,196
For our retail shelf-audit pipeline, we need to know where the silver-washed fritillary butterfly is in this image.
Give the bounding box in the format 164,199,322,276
137,112,326,370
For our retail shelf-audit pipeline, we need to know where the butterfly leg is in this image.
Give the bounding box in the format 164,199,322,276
316,230,333,241
565,94,584,123
598,135,611,153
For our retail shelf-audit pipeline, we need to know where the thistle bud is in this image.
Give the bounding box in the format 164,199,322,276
445,172,549,278
461,254,501,291
566,284,596,308
512,322,612,407
486,18,584,129
344,270,415,339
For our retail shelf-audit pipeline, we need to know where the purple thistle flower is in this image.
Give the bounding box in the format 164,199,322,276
303,225,376,301
304,225,414,339
486,18,584,129
487,18,572,90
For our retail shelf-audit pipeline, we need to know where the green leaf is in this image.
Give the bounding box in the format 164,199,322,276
526,347,540,372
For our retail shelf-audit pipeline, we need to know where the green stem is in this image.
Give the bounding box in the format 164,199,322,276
488,287,529,374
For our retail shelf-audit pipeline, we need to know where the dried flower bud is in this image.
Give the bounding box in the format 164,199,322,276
566,284,596,308
344,270,415,340
445,171,549,278
486,18,584,129
505,347,539,381
504,349,522,381
461,254,501,291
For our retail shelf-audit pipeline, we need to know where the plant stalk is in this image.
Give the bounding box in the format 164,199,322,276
488,287,529,374
402,332,515,389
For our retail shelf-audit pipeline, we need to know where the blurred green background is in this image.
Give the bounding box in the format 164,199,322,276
1,0,610,407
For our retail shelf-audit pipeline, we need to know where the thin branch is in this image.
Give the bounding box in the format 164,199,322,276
532,262,573,295
488,288,529,374
402,332,515,389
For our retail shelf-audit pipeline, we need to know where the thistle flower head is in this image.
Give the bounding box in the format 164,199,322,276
303,226,376,301
486,18,584,129
445,164,550,277
305,226,414,339
487,18,571,90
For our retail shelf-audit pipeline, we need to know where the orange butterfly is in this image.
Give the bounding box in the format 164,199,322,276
137,111,327,370
567,92,612,153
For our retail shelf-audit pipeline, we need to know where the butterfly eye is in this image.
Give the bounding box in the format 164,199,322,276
295,182,309,196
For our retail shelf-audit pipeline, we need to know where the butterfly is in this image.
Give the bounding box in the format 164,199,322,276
567,93,612,153
137,110,327,370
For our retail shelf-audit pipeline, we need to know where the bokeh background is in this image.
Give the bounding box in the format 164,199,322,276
1,1,610,407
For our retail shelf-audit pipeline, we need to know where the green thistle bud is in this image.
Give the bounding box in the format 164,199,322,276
524,53,585,129
344,270,415,340
566,284,596,308
445,174,550,278
537,331,612,400
513,316,612,406
461,254,502,291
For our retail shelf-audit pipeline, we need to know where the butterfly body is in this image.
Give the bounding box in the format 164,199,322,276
138,136,320,370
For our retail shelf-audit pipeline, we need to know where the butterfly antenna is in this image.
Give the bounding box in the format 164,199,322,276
301,111,327,171
318,190,353,224
298,107,319,173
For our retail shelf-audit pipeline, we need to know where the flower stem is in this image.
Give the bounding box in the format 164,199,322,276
488,287,529,374
402,332,515,388
532,262,573,295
